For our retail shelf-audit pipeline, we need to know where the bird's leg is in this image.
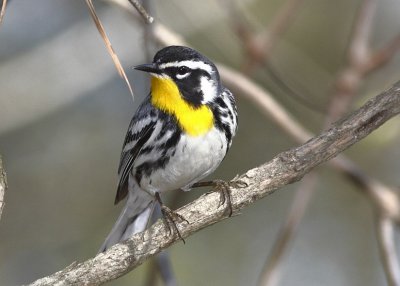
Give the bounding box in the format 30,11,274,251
191,180,234,217
155,192,188,243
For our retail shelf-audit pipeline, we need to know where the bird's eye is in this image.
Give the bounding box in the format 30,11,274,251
177,66,190,75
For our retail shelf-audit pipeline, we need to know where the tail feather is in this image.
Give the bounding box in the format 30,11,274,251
120,206,153,241
99,192,155,253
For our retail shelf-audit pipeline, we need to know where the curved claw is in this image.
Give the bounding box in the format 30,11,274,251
192,180,233,217
156,193,188,243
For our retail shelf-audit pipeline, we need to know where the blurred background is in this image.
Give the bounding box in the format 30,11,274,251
1,0,400,285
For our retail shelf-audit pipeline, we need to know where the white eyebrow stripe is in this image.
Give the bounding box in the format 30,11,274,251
159,60,213,74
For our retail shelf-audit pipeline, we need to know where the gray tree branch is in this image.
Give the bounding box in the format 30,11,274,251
27,82,400,286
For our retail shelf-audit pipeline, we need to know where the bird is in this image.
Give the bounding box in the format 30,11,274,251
99,46,238,252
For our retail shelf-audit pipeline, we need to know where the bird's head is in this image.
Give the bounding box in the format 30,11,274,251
134,46,220,108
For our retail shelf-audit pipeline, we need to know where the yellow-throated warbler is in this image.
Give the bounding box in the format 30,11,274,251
99,46,237,252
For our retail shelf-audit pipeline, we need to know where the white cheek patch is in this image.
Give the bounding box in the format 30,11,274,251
199,76,217,103
176,72,191,80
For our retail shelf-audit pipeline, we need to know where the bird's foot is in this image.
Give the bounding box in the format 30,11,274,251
155,193,188,243
192,179,235,217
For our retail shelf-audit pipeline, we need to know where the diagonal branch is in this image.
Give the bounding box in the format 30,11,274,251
27,81,400,286
128,0,154,24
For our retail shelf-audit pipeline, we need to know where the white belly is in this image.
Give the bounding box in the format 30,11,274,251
142,127,227,193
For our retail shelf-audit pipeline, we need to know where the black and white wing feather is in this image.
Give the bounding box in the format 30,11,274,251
114,96,158,204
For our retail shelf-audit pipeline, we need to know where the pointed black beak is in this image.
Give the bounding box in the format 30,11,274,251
133,63,161,74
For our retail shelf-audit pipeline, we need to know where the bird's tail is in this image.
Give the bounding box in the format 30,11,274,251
98,192,155,253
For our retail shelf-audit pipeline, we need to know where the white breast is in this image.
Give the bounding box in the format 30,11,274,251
142,127,227,194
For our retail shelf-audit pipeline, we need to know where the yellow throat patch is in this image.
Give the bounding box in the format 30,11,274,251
150,76,214,136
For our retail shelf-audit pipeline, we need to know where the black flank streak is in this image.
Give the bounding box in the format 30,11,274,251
136,120,182,180
212,106,232,150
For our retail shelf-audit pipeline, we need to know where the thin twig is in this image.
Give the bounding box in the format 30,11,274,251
216,63,312,142
376,216,400,286
128,0,154,24
253,0,304,64
0,0,6,26
226,0,324,113
327,0,400,123
231,0,304,71
348,0,377,69
325,0,377,123
364,33,400,74
142,0,155,62
26,83,400,286
257,173,317,286
332,157,400,223
85,0,134,97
